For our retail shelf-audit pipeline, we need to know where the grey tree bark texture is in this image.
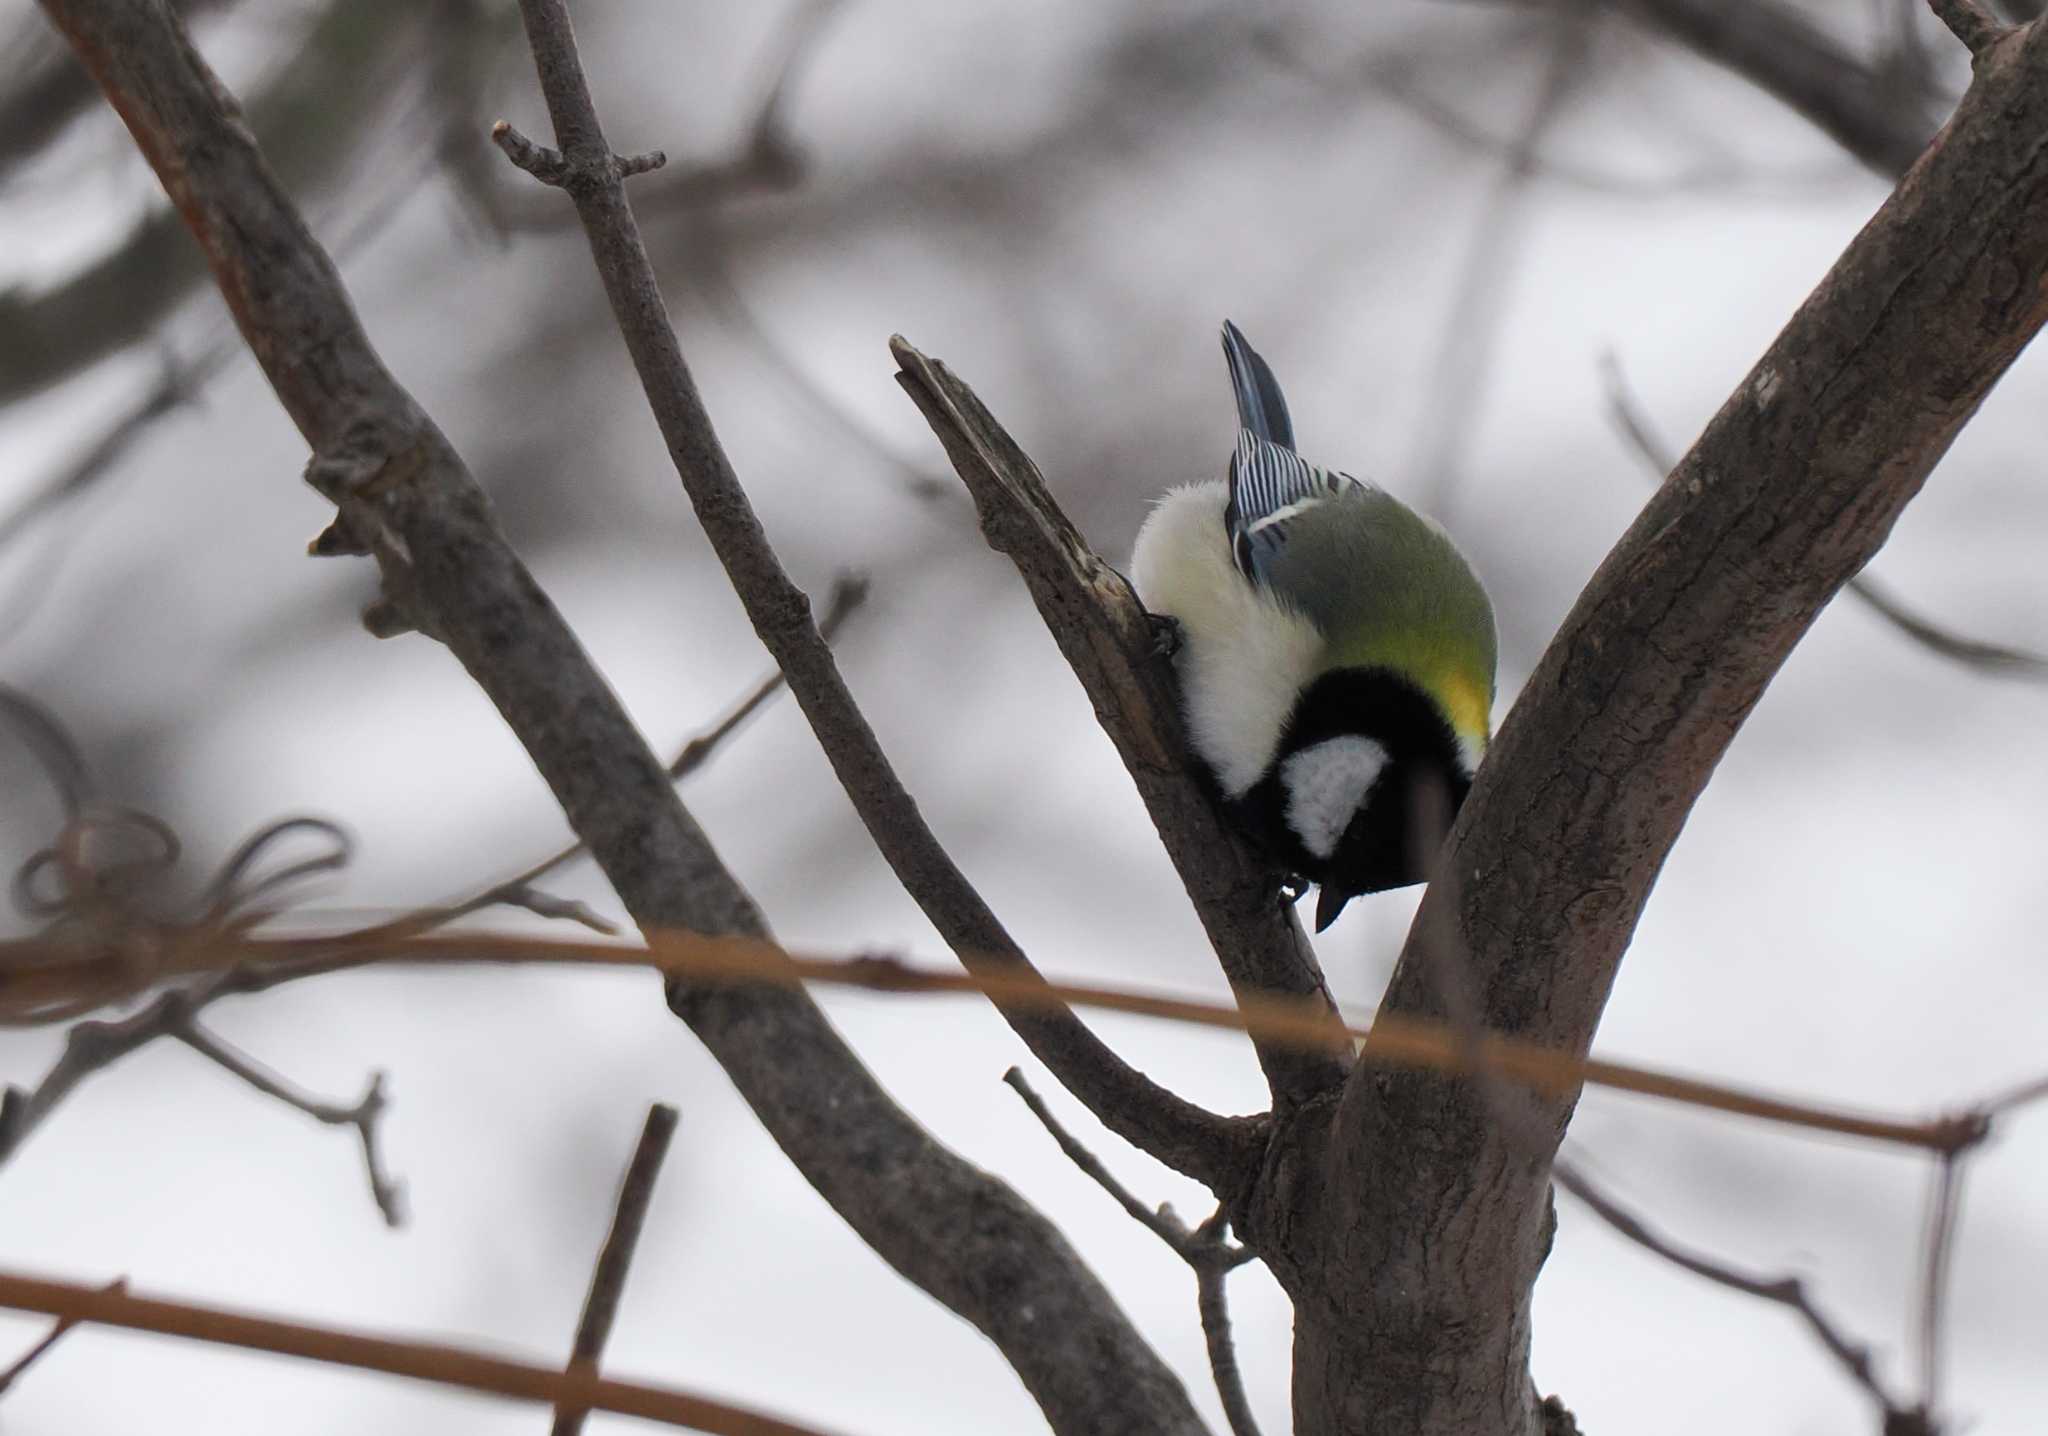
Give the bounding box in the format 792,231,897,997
33,1,1208,1432
33,1,2048,1434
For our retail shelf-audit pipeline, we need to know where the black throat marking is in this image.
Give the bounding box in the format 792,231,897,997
1223,666,1472,898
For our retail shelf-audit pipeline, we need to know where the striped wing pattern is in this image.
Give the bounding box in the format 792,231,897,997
1226,428,1363,584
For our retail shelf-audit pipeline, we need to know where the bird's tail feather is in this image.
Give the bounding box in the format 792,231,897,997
1221,320,1295,451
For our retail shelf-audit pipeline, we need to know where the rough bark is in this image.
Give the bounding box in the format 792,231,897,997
1283,19,2048,1434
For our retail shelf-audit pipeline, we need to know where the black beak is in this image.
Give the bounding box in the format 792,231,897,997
1314,884,1355,932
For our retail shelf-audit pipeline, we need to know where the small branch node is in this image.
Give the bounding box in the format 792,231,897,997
490,119,567,184
491,121,663,191
614,149,667,179
0,1277,125,1395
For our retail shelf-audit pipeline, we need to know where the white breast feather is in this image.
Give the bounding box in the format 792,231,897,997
1129,481,1325,797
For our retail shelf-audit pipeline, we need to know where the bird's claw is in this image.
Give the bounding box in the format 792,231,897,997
1146,612,1184,662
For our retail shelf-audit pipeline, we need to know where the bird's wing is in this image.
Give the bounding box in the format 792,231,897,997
1226,428,1366,586
1221,320,1294,449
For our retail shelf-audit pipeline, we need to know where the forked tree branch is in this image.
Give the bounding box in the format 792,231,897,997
493,0,1253,1195
1300,14,2048,1434
36,1,1209,1430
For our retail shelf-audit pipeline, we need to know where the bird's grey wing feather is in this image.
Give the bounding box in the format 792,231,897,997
1227,429,1365,586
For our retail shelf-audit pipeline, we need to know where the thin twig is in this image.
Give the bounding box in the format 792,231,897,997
1,925,2002,1157
0,685,95,816
1414,12,1588,518
553,1103,680,1436
1977,1068,2048,1116
1192,1220,1263,1436
1599,351,2048,681
631,0,840,222
0,583,866,1167
0,1269,835,1436
172,1022,403,1226
0,1278,124,1396
1914,1153,1967,1421
348,573,868,947
1552,1160,1912,1417
1005,1069,1262,1436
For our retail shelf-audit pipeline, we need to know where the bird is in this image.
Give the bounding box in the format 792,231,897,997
1128,321,1497,930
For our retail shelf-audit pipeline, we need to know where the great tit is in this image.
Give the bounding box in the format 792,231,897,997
1129,322,1497,930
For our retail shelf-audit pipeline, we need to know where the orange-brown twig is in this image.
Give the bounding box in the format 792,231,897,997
0,1270,835,1436
0,927,1986,1154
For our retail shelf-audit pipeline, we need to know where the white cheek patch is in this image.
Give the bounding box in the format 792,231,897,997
1282,735,1390,860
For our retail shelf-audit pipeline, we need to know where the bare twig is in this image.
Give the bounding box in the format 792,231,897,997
630,0,840,222
0,685,95,816
6,925,1998,1157
496,0,1250,1197
172,1022,403,1226
1005,1069,1262,1436
358,571,869,944
1600,351,2048,681
1913,1154,1966,1421
1608,0,1939,178
1415,13,1589,518
1978,1069,2048,1116
1552,1159,1913,1418
0,1269,836,1435
0,1277,124,1397
1928,0,2011,56
554,1103,680,1436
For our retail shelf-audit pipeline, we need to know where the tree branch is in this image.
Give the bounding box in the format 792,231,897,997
1006,1069,1264,1436
38,3,1210,1431
553,1103,679,1436
172,1022,403,1227
494,0,1253,1199
890,340,1350,1112
0,1269,832,1435
1552,1159,1915,1420
1600,350,2048,681
1612,0,1939,178
1295,17,2048,1433
0,1277,123,1397
9,925,1993,1159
